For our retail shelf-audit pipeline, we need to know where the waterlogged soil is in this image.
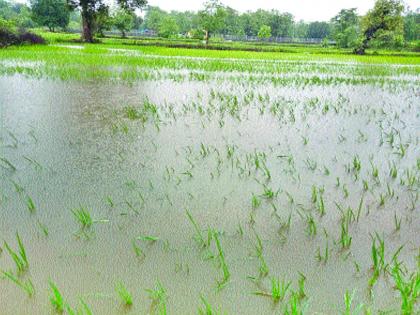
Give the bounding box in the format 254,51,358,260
0,62,419,315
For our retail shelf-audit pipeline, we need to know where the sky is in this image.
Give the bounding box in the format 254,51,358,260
146,0,419,22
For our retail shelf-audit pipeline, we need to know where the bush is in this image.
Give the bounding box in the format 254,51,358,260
0,19,45,48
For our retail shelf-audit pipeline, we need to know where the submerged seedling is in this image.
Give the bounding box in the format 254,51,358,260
115,282,133,307
4,233,29,274
1,270,35,297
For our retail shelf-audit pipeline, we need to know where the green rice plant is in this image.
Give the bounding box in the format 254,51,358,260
297,272,306,299
389,163,398,179
1,270,35,297
71,207,93,229
186,210,207,248
132,240,145,258
0,157,16,172
271,278,291,303
254,277,291,303
213,231,230,288
115,282,133,307
371,234,386,276
355,196,364,223
306,215,317,237
317,192,325,216
146,281,167,315
370,161,379,179
284,291,308,315
311,186,317,203
316,242,329,264
26,196,36,214
342,290,363,315
362,180,369,192
353,156,361,173
254,232,269,278
37,221,49,237
138,235,160,243
251,194,261,209
4,233,29,274
49,281,65,313
391,262,419,314
339,218,352,250
198,295,222,315
261,185,277,199
394,212,402,232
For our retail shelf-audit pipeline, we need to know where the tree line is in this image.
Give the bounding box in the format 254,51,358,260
0,0,419,53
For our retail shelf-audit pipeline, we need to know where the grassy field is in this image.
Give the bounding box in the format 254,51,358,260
0,36,419,314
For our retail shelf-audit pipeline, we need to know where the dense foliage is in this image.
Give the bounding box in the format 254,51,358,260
0,0,418,51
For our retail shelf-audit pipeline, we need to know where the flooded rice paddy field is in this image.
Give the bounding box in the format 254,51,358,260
0,46,419,314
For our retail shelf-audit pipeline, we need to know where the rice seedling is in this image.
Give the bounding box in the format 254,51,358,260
25,196,36,214
316,242,329,264
186,209,207,248
394,212,402,232
115,282,133,307
339,218,352,250
254,277,291,303
49,281,65,313
71,207,93,229
213,230,230,288
146,281,167,315
37,221,49,237
306,215,317,237
253,232,269,278
198,295,222,315
297,272,306,300
138,235,160,243
1,270,35,297
251,194,261,209
342,290,363,315
0,157,16,172
391,262,419,314
3,233,29,274
352,156,361,173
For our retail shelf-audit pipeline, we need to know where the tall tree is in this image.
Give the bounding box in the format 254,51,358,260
67,0,147,42
257,24,271,39
112,8,134,37
307,21,330,38
143,5,166,32
355,0,404,54
158,15,179,38
403,9,419,41
331,8,360,48
198,0,227,43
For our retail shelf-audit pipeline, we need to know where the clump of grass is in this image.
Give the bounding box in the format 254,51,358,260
4,233,29,274
115,282,133,307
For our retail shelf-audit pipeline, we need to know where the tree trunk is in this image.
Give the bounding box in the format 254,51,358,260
205,30,209,45
81,8,94,43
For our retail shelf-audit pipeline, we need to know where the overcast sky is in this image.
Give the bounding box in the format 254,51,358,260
146,0,419,22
